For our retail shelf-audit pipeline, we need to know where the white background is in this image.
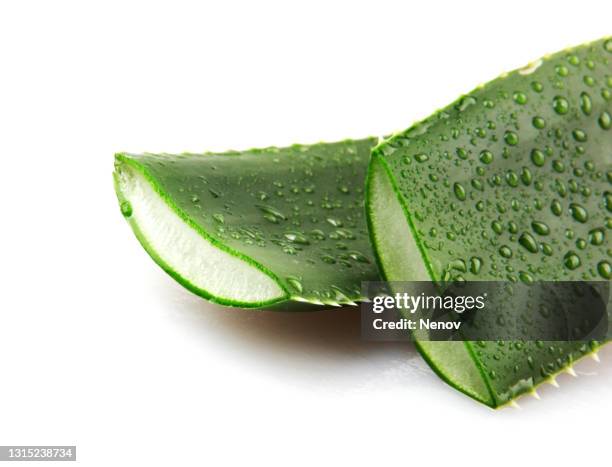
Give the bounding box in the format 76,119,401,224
0,1,610,465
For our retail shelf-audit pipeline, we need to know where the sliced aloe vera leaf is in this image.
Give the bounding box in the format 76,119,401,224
367,37,612,407
115,138,381,308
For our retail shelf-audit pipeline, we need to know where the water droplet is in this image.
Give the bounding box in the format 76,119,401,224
504,131,519,146
513,92,527,104
469,257,483,275
453,183,466,201
569,203,588,223
563,251,581,270
505,170,518,187
499,245,513,258
475,127,486,138
456,147,468,160
553,96,569,115
551,200,562,216
599,111,611,130
334,228,355,240
492,221,503,235
531,149,545,167
555,64,569,77
326,217,343,227
552,160,565,173
479,150,493,164
213,213,225,224
449,259,467,272
580,92,592,115
282,245,298,255
321,254,336,264
532,116,546,129
348,251,370,263
530,81,543,92
519,232,538,253
520,167,532,185
588,228,605,245
598,261,612,279
483,98,495,108
572,129,587,142
120,201,132,217
541,243,553,256
257,204,286,223
286,277,303,293
604,39,612,53
284,231,310,244
531,221,550,236
310,229,326,241
519,271,534,284
415,153,429,163
455,95,477,112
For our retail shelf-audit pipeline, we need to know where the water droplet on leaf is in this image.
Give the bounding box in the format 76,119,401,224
120,201,132,217
553,96,569,115
504,131,519,146
519,232,538,253
569,203,588,223
563,251,581,270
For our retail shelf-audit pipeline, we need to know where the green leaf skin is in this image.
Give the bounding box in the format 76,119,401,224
366,38,612,407
115,138,381,309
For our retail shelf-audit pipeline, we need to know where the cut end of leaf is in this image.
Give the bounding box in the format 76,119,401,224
114,157,288,307
366,154,431,282
367,153,498,407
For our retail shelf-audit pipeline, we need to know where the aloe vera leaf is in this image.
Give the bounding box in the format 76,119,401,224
115,138,380,308
366,37,612,407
